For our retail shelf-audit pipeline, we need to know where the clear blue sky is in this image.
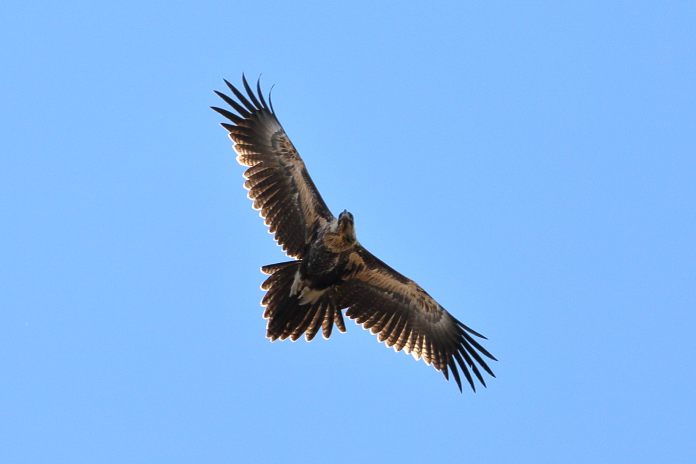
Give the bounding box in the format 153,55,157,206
2,1,695,462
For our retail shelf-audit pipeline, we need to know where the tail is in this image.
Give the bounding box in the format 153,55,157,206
260,261,347,341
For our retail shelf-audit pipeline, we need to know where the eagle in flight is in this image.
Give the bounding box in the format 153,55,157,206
212,76,496,392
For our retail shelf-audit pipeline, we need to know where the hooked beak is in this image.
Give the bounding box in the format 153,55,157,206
339,210,353,224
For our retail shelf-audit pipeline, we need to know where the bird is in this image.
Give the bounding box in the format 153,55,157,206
211,75,496,392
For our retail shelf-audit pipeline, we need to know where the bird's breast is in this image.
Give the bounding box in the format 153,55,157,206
300,243,349,290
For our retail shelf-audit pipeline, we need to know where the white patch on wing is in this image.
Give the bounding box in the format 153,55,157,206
298,286,327,305
290,270,328,305
290,270,303,296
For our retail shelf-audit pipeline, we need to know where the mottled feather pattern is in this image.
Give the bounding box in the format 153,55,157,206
211,76,333,259
339,245,497,391
214,76,496,392
260,261,346,341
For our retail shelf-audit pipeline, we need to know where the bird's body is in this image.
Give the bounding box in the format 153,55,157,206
212,76,496,392
295,212,355,301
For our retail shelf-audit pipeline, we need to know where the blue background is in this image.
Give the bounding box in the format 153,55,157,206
2,1,695,462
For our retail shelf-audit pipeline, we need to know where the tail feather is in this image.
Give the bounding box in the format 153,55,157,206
334,310,346,333
260,261,346,342
304,301,326,341
289,301,319,341
323,304,336,339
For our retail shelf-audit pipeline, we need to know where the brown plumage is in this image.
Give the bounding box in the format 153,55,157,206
212,75,496,392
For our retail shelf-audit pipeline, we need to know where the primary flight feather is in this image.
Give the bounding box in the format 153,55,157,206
212,75,496,392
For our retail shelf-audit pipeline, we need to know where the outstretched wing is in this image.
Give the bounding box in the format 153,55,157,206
339,245,496,392
212,76,334,258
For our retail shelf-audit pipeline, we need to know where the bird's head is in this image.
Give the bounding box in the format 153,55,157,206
338,209,356,243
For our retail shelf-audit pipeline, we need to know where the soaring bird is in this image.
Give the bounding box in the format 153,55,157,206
212,76,496,392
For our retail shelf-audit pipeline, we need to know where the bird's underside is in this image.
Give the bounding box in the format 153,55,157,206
212,75,496,392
